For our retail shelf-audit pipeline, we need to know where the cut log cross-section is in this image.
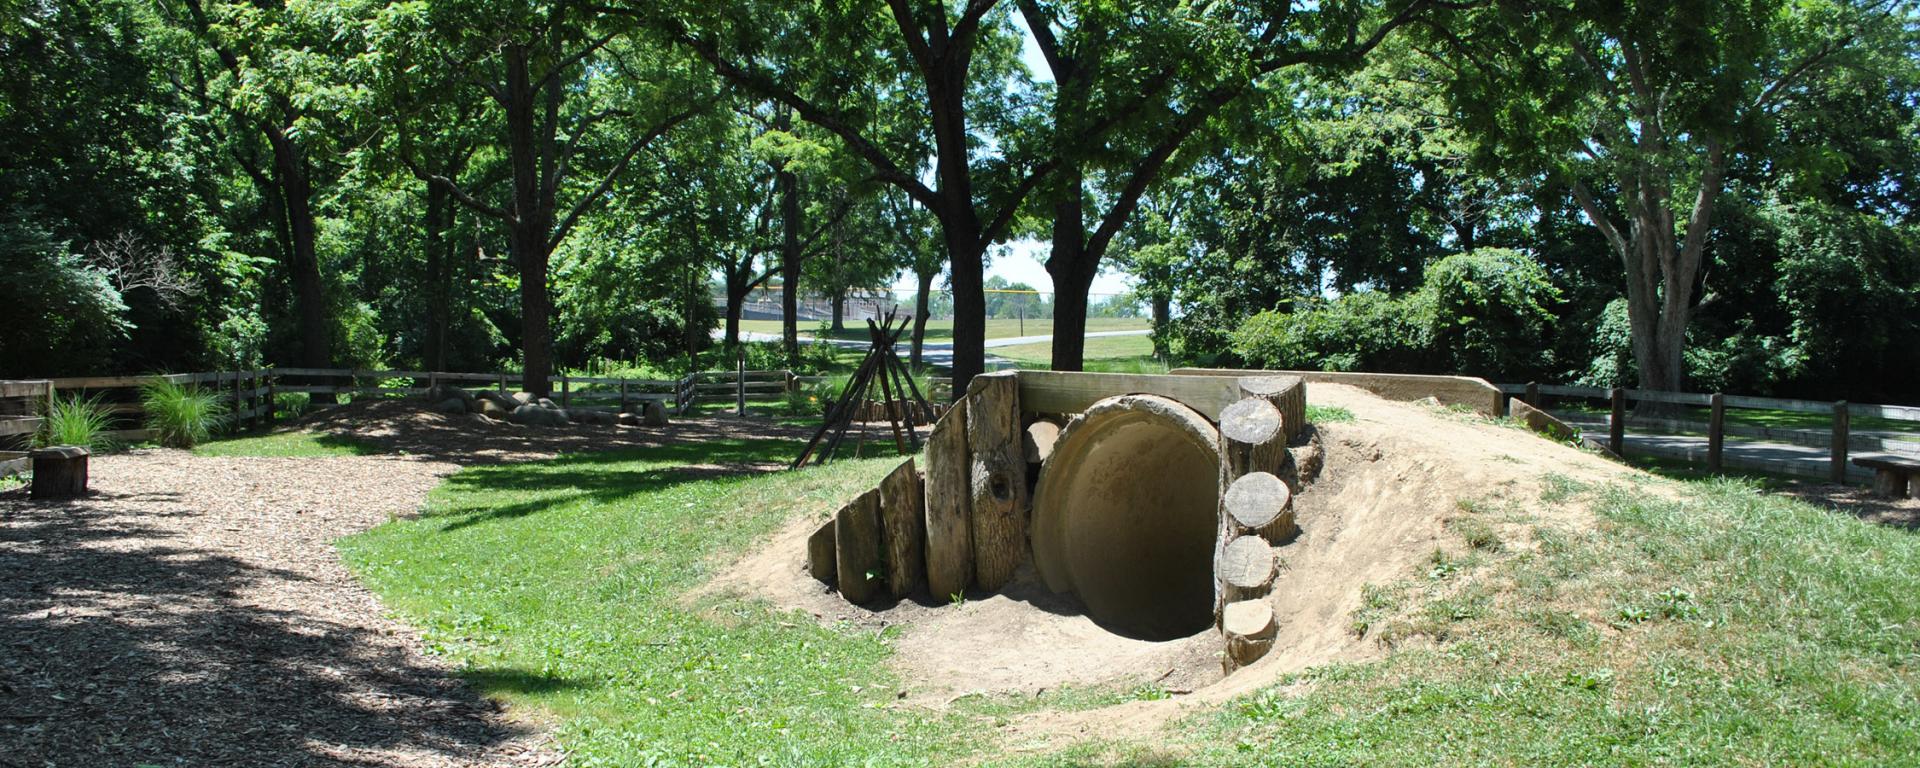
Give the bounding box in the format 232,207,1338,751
806,519,837,585
1225,471,1297,543
924,405,973,600
878,458,926,598
1218,535,1277,604
1219,397,1286,478
967,371,1027,591
1239,376,1306,444
1222,599,1278,670
833,489,885,604
29,446,89,500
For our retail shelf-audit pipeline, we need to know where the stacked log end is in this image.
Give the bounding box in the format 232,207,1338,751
1223,600,1278,668
1220,397,1287,478
1219,535,1276,603
966,371,1026,591
1216,378,1308,673
1225,471,1297,543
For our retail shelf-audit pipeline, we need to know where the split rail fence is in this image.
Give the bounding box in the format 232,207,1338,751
0,366,801,479
1499,382,1920,482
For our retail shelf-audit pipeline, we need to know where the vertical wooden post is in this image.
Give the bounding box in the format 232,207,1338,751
619,379,629,413
232,370,242,432
560,375,570,409
878,458,926,598
1609,387,1625,456
1832,401,1850,483
966,371,1025,591
266,371,277,428
498,371,508,394
924,406,973,600
1524,381,1539,407
737,349,747,417
1707,393,1725,474
833,489,885,604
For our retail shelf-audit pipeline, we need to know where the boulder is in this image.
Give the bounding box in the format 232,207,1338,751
476,397,510,419
477,390,517,412
573,409,616,426
425,384,477,406
641,399,669,427
617,412,642,427
537,397,561,410
508,403,570,427
430,397,470,415
510,391,537,406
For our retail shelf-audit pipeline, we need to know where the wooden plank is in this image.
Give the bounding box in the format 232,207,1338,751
878,459,926,598
1626,389,1714,407
1017,370,1241,419
102,428,155,441
1537,383,1608,398
0,417,42,437
1851,402,1920,422
47,375,157,389
0,380,53,398
833,489,885,604
967,371,1026,591
1722,394,1835,414
923,405,973,600
806,519,837,585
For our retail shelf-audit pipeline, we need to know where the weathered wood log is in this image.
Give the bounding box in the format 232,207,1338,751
1224,471,1297,543
833,489,885,604
924,405,973,600
1022,420,1060,464
29,446,89,500
879,458,926,597
1222,599,1278,670
1220,397,1286,478
1239,376,1306,443
1218,535,1277,605
806,518,837,585
1872,468,1908,498
967,371,1026,591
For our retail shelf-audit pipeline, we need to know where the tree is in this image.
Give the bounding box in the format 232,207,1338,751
401,3,709,394
1429,0,1901,393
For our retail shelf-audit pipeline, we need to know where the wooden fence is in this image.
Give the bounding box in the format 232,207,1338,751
1499,382,1920,482
0,366,801,478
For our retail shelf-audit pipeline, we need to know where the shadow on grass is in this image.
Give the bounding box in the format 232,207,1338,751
465,666,587,697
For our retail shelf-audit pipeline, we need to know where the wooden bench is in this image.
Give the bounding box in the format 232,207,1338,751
1853,457,1920,499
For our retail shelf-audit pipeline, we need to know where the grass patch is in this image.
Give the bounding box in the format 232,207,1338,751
1175,476,1920,765
1307,405,1356,423
143,380,229,448
994,333,1159,370
37,393,115,451
338,440,995,764
194,430,379,457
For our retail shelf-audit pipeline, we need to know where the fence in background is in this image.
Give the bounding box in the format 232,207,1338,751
1499,382,1920,482
0,367,801,479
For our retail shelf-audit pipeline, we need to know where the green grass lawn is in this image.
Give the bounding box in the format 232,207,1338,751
194,429,379,457
739,316,1149,342
993,333,1164,373
335,436,1920,765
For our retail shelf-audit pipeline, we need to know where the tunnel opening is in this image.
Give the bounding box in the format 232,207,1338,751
1030,395,1223,641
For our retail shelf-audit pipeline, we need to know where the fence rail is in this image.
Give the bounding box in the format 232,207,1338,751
1499,381,1920,482
0,365,804,477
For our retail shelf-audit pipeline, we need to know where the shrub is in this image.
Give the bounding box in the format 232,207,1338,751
1424,249,1562,378
275,391,312,419
1231,290,1433,372
142,380,229,448
39,394,115,451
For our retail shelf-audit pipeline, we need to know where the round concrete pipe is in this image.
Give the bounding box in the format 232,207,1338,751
1031,394,1225,640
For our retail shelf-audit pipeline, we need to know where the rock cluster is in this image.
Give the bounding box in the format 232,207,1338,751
421,384,667,428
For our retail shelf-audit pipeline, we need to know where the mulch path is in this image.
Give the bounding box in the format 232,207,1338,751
0,404,810,767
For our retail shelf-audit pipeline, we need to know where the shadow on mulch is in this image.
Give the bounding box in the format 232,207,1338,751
0,500,545,767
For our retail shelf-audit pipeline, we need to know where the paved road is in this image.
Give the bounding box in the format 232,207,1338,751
1554,412,1911,482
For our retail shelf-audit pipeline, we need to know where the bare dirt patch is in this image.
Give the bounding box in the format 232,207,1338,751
0,406,804,767
703,384,1642,749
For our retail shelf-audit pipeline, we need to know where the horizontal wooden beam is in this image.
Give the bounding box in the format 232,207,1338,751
1015,370,1242,419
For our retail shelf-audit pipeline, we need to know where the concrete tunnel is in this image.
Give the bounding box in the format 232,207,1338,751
1029,394,1225,641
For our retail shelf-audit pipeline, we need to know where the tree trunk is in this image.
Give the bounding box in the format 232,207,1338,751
723,276,746,349
777,160,802,363
1150,292,1171,358
505,44,552,397
265,128,328,373
424,177,451,371
911,267,934,368
944,224,987,398
831,290,846,331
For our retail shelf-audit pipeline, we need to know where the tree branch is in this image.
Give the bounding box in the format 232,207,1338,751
401,155,516,223
547,108,701,251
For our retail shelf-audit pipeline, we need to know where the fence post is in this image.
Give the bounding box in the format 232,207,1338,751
1524,381,1539,407
1831,401,1849,483
737,350,747,417
561,375,570,409
266,370,277,428
232,370,242,432
1707,393,1725,474
619,379,629,413
498,371,508,394
1609,387,1625,456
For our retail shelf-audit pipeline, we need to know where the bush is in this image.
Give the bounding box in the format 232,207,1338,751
39,394,115,451
142,380,229,448
275,391,312,420
1424,249,1562,377
1232,291,1433,372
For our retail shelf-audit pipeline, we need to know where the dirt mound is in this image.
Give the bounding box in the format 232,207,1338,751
704,383,1640,744
284,398,809,465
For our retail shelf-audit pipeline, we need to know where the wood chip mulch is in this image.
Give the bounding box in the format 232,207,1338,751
0,405,810,767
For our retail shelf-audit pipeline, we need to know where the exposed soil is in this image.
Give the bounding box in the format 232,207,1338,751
705,384,1643,749
0,404,804,767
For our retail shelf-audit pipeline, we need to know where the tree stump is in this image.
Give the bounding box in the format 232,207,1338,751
1220,397,1286,478
1225,471,1297,543
30,446,89,500
1222,599,1278,670
1218,535,1276,605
